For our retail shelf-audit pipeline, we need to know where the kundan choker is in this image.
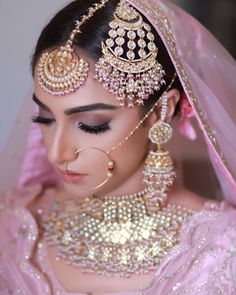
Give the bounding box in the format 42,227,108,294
39,189,194,278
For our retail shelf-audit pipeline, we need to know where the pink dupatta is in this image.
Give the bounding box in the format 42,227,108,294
0,0,235,206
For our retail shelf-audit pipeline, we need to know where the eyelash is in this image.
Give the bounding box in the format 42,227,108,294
31,116,110,134
78,122,110,134
32,116,55,125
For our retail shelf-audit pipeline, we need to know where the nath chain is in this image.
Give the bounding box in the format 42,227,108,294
108,73,177,154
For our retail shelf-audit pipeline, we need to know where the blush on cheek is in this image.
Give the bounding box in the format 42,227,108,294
98,128,149,193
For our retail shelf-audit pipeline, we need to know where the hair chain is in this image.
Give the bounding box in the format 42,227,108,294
67,0,110,47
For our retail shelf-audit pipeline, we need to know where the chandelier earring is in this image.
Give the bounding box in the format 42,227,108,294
143,93,176,212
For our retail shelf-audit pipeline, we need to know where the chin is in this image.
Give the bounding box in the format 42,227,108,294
62,183,93,199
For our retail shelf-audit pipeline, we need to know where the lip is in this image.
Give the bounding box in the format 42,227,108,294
57,169,88,184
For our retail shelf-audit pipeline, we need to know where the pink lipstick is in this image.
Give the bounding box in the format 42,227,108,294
57,169,87,184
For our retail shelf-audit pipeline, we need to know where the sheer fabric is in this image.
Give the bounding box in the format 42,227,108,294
1,0,235,205
0,1,236,294
1,185,236,294
128,0,236,204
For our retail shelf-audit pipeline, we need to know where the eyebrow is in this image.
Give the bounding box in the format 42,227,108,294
33,94,51,112
32,94,119,115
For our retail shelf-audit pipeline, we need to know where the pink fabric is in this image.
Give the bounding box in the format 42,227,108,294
178,94,197,140
1,1,236,294
178,119,197,141
1,186,236,295
127,0,236,205
12,0,236,207
18,111,58,188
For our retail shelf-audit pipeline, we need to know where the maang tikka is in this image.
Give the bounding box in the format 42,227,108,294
95,0,166,107
143,93,176,211
37,0,110,96
37,0,166,108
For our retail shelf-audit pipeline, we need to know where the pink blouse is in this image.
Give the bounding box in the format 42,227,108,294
1,185,236,295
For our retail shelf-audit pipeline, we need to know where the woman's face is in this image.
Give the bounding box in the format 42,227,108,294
33,63,152,198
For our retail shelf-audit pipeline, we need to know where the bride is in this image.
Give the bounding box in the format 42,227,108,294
1,0,236,294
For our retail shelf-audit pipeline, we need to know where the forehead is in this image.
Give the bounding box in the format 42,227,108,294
34,63,121,110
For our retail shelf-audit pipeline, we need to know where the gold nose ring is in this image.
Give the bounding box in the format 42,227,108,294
64,147,114,190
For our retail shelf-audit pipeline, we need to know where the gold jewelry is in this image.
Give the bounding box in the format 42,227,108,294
65,147,114,190
39,73,183,277
40,189,194,277
37,0,110,96
143,93,176,211
95,0,166,107
63,74,176,191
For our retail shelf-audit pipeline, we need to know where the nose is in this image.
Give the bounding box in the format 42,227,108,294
47,125,76,167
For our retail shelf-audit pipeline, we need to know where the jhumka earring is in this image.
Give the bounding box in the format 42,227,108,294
143,93,176,211
95,0,166,107
37,0,109,96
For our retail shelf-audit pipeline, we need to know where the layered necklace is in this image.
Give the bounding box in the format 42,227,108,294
39,189,194,278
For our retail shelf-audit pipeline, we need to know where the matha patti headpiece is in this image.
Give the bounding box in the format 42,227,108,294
37,0,110,96
95,0,166,107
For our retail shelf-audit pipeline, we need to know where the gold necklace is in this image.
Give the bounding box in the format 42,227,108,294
40,189,194,277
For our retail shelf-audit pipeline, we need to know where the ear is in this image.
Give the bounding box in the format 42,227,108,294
147,88,181,127
164,89,181,123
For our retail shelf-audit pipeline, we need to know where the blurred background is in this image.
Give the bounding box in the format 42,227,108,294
0,0,235,197
174,0,236,58
171,0,236,199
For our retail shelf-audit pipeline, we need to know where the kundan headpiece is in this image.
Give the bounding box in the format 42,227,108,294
95,0,166,107
37,0,166,107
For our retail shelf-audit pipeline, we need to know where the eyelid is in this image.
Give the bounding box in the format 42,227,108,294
71,112,112,124
78,121,110,127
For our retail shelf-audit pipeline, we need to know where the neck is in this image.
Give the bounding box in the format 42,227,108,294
97,164,146,198
59,161,181,204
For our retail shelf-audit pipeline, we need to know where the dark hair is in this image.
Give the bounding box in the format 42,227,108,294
31,0,182,116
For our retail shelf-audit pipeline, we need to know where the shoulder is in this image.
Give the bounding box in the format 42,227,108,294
181,200,236,293
189,200,236,246
0,184,43,248
0,184,56,255
174,186,236,249
155,198,236,294
165,185,236,243
0,185,52,294
0,184,61,234
168,185,214,210
0,184,43,211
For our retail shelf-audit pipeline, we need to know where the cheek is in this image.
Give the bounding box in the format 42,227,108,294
112,129,148,176
100,123,149,194
87,113,150,184
40,126,52,148
69,129,149,197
